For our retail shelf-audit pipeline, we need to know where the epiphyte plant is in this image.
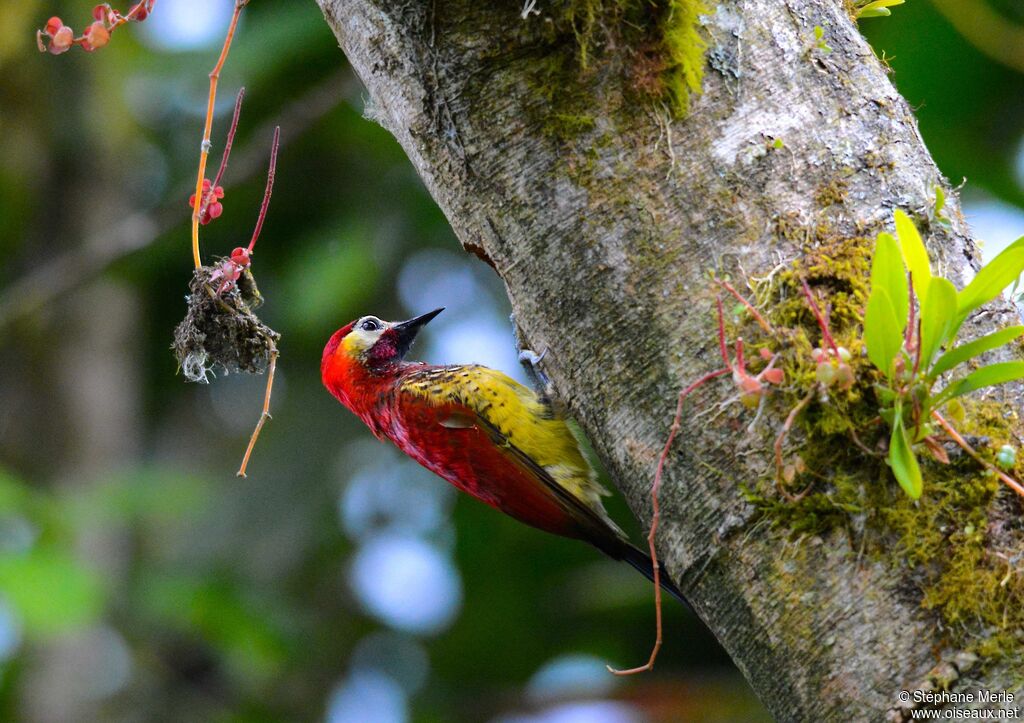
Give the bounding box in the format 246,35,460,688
864,210,1024,499
35,0,277,478
854,0,904,19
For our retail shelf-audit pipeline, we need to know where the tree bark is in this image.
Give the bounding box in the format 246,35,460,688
316,0,1023,719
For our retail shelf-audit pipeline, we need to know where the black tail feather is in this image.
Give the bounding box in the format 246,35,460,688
614,542,689,608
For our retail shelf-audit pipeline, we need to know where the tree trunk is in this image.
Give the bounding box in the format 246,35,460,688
316,0,1023,719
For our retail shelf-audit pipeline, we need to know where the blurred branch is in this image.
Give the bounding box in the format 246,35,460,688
931,0,1024,74
0,69,354,330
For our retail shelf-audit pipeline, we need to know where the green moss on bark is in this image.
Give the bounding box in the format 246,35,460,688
532,0,709,119
723,224,1024,666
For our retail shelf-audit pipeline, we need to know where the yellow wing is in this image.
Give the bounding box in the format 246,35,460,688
399,364,619,528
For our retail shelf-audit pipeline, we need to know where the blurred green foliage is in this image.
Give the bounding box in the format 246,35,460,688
862,0,1024,208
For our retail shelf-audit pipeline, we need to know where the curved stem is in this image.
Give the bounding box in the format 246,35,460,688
247,126,280,254
774,389,816,501
715,278,774,334
191,0,248,269
608,365,730,676
237,347,277,478
931,410,1024,499
800,278,840,357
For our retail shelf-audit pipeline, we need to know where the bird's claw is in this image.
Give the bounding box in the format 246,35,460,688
518,347,555,401
511,314,561,409
517,347,547,369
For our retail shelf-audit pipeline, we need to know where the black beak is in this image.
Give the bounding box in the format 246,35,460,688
393,308,443,358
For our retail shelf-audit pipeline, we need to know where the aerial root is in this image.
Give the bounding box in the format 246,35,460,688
237,347,278,478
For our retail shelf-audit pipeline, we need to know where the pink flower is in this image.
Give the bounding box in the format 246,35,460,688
130,2,152,22
230,247,251,267
81,21,110,52
37,17,75,55
188,179,226,225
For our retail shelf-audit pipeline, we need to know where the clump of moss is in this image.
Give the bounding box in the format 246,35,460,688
725,223,1024,663
652,0,709,116
533,0,709,118
816,178,849,208
550,112,596,136
524,47,599,143
885,401,1024,646
763,236,877,436
743,479,867,537
778,234,873,326
173,265,279,383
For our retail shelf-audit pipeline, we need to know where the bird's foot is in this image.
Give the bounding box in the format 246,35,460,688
518,347,557,402
511,313,562,410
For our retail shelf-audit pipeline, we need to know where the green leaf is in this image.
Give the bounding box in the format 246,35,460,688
918,277,957,371
889,412,923,499
930,326,1024,378
864,232,909,378
871,232,909,325
957,236,1024,322
857,0,904,17
933,186,951,227
864,287,903,378
933,361,1024,408
894,210,932,303
873,384,897,406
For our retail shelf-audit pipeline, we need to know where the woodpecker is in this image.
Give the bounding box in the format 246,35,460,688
321,309,685,604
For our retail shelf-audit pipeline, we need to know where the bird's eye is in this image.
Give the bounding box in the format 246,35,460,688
361,319,381,332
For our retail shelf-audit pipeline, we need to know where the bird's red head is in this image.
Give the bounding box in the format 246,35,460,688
321,308,444,410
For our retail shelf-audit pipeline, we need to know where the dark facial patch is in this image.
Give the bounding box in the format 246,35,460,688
365,328,401,366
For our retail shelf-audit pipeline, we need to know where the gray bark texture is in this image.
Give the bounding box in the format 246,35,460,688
316,0,1024,720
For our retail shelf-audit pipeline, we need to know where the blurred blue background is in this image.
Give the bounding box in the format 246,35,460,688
1,1,1023,720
